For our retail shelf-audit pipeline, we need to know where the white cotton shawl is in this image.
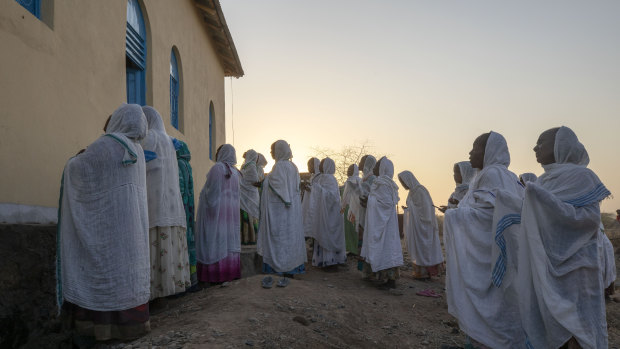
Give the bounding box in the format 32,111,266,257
341,164,361,222
350,155,377,230
60,104,150,311
399,171,443,267
447,161,475,209
257,140,307,272
443,131,525,348
311,158,346,253
516,126,610,349
302,157,321,237
599,225,616,288
239,149,260,218
361,158,403,272
140,106,186,229
257,153,267,181
196,144,241,265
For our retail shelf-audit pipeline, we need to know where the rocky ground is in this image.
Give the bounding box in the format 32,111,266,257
89,251,620,349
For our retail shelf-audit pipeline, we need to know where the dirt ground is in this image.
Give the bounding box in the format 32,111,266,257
99,249,620,349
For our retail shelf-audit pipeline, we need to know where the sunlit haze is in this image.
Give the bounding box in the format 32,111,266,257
222,1,620,213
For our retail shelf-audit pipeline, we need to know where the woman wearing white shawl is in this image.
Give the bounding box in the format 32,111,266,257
311,158,347,268
196,144,241,283
441,161,475,212
398,170,444,279
302,157,321,237
443,131,524,348
256,153,268,181
240,149,260,245
599,224,616,298
257,140,307,277
516,126,610,349
351,155,377,272
141,106,190,299
342,164,361,254
361,157,403,289
58,104,150,340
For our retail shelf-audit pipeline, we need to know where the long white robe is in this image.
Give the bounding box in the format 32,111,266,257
444,131,525,348
398,171,443,267
257,140,307,272
311,158,346,266
516,127,609,349
447,161,475,209
59,104,150,311
195,144,241,265
239,149,260,218
599,225,616,289
350,155,377,231
361,158,403,272
302,157,321,238
140,106,186,229
341,164,361,222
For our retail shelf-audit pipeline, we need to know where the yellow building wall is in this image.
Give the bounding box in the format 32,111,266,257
0,0,227,215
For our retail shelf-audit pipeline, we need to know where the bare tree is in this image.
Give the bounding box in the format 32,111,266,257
311,141,375,185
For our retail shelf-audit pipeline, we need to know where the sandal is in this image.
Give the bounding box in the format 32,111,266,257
416,288,441,298
277,277,290,288
261,276,274,289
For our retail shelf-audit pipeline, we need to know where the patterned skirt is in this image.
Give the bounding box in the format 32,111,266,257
197,252,241,283
62,301,149,341
149,226,191,299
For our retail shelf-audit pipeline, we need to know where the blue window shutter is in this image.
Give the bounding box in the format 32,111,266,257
170,51,179,129
15,0,40,19
126,0,146,105
170,76,178,129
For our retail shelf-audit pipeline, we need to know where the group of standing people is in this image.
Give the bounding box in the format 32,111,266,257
56,103,614,348
443,127,614,349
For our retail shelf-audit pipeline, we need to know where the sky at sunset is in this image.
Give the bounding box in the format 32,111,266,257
221,0,620,213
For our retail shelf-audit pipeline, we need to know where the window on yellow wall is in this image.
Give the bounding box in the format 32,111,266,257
170,50,180,130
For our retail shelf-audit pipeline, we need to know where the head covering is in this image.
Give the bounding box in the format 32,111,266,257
274,140,292,161
216,144,237,166
107,104,148,141
554,126,589,166
243,149,258,166
349,164,359,178
240,149,260,218
456,161,475,185
483,131,510,168
398,170,420,192
140,106,186,228
257,153,268,167
519,172,537,183
320,158,336,175
447,161,475,209
173,138,191,161
361,155,377,180
378,157,394,179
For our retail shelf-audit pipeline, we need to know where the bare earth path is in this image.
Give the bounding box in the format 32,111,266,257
103,256,620,349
